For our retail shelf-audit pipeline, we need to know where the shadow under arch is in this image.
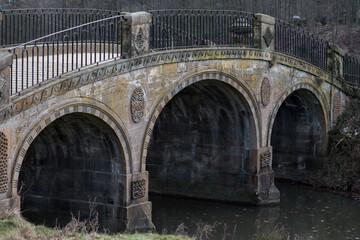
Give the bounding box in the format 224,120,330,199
268,82,329,179
141,70,261,172
12,100,132,231
142,71,262,203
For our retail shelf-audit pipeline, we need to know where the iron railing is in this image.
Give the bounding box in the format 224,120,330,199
149,10,254,50
344,55,360,87
0,8,120,46
275,19,328,70
4,8,360,95
9,15,123,95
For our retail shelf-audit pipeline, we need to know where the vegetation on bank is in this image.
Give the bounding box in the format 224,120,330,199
0,208,193,240
295,98,360,193
318,98,360,192
0,208,316,240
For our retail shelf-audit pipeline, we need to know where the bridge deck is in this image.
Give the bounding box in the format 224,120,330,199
11,53,109,94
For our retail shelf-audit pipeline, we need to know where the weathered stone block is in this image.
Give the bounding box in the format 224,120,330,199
0,52,12,105
121,12,151,58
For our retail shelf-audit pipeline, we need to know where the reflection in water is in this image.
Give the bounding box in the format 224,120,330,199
151,183,360,239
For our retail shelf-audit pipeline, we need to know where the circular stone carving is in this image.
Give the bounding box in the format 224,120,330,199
0,132,8,193
261,77,271,106
131,88,145,123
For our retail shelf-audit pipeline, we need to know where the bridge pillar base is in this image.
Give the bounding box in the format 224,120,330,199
255,173,280,205
0,195,20,210
124,201,155,233
249,147,280,205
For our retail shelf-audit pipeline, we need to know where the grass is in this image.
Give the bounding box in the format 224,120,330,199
253,224,314,240
0,208,193,240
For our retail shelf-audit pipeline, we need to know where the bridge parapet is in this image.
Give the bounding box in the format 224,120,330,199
0,51,11,105
121,11,152,58
254,13,275,51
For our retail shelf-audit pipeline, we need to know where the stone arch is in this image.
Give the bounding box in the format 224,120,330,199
268,81,329,176
11,98,132,196
267,81,330,147
141,70,261,172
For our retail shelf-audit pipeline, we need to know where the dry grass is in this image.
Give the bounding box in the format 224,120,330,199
0,207,193,240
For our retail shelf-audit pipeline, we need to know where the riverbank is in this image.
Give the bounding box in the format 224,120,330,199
0,209,193,240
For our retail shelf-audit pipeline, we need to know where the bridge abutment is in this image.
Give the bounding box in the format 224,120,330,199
254,13,275,51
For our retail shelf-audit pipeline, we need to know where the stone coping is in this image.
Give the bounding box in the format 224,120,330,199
0,51,12,70
0,47,349,122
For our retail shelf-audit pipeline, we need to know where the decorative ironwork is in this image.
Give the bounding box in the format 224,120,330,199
131,179,146,200
274,19,328,70
0,8,120,46
344,55,360,87
8,15,124,95
149,10,255,50
3,8,360,96
263,27,273,47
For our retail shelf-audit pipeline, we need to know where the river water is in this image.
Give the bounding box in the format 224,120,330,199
151,183,360,239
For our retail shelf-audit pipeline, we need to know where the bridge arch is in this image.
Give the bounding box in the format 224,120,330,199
11,98,132,197
141,70,261,172
268,82,330,175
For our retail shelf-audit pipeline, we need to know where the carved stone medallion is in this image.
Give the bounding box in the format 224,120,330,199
131,88,145,123
0,132,8,193
333,92,341,123
261,77,271,106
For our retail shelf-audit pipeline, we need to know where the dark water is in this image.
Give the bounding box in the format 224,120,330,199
151,183,360,239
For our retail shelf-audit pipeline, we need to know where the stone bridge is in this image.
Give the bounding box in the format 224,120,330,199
0,10,358,231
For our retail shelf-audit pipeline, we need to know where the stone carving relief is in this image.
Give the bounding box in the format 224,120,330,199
0,48,331,121
0,69,8,104
333,92,341,123
0,132,8,193
328,51,342,78
261,77,271,106
131,87,145,123
131,179,146,200
260,151,271,168
134,27,147,56
0,76,6,99
263,27,273,48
